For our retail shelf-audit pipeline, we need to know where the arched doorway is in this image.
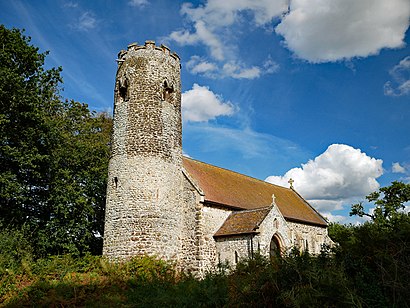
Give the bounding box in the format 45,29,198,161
270,234,281,257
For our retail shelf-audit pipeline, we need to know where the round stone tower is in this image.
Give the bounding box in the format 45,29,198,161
103,41,183,261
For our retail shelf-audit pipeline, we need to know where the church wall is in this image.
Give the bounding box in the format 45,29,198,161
286,221,331,254
180,176,201,273
215,235,252,266
199,204,231,273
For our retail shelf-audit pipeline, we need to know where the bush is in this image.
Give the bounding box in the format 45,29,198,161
0,225,34,274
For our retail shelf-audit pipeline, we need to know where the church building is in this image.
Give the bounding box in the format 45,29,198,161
102,41,333,276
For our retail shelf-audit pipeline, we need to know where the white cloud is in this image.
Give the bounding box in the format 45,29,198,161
182,151,191,158
392,162,406,173
275,0,410,63
384,56,410,96
71,11,97,31
320,212,347,223
167,0,286,78
182,84,236,122
128,0,148,8
179,0,287,32
186,56,218,75
222,62,261,79
169,19,225,60
263,57,280,74
266,144,383,212
185,56,278,80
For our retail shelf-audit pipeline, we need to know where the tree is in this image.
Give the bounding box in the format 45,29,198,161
335,181,410,307
350,181,410,225
0,25,112,256
0,25,62,227
42,100,112,255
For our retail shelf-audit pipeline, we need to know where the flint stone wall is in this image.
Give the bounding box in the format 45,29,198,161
103,41,184,262
287,221,331,254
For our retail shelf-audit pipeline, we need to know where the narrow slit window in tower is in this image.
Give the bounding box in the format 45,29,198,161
163,80,174,101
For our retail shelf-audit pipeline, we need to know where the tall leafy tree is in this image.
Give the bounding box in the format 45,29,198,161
0,25,62,227
0,25,111,256
42,100,112,255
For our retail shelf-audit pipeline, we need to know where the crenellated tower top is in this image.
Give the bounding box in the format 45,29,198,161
116,40,180,65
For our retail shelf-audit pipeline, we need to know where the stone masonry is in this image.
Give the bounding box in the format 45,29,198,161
103,41,185,262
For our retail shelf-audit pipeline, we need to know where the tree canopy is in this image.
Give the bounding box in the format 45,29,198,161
350,180,410,224
0,25,112,256
329,181,410,307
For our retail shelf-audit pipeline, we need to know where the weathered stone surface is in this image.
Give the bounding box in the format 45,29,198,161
103,41,184,262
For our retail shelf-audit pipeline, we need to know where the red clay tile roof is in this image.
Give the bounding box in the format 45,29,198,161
214,207,271,237
182,157,327,227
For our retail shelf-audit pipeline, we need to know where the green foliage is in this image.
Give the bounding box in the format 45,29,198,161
332,181,410,307
350,181,410,225
1,247,409,307
229,252,358,307
0,25,112,256
0,25,62,227
0,225,33,274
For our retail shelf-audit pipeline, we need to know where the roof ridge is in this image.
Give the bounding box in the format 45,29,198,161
231,206,272,214
290,187,328,225
182,156,290,190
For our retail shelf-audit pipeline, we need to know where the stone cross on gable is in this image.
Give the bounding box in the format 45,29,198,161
288,178,294,189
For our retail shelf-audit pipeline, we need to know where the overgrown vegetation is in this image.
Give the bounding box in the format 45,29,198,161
1,228,408,307
1,24,409,307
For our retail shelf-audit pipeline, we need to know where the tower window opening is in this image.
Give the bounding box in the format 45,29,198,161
163,80,174,101
114,177,118,188
235,251,239,264
119,86,127,100
118,76,128,100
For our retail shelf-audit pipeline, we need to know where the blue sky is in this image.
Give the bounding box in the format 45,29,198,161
2,0,409,223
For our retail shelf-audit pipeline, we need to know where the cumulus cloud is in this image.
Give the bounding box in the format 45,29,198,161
384,56,410,96
71,11,97,31
276,0,410,63
182,84,236,122
266,144,383,212
392,162,406,173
